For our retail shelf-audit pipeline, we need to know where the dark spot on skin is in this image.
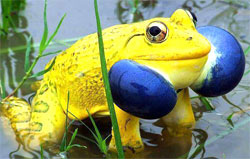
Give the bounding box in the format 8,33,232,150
33,101,49,113
125,146,136,154
12,112,31,123
39,84,49,95
186,37,193,40
68,64,78,74
73,52,75,56
125,118,131,131
176,21,182,25
30,135,34,139
30,122,43,132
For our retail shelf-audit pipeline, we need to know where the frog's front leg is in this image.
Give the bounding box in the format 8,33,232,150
161,88,195,136
109,105,143,153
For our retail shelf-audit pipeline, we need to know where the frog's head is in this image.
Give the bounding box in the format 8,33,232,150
121,9,211,89
109,9,245,119
124,9,210,61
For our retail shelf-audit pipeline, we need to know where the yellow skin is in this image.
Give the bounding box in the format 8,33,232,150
1,9,210,153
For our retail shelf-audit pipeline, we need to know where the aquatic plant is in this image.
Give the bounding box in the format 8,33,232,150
94,0,124,157
4,0,66,99
59,92,86,156
0,0,26,36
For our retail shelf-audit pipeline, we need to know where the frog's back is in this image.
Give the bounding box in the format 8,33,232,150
44,23,135,119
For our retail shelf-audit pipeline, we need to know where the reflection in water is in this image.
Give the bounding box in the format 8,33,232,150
182,0,216,12
116,0,161,23
189,129,208,158
0,14,36,98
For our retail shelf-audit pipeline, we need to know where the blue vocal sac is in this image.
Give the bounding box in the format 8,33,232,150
191,26,245,97
109,60,177,119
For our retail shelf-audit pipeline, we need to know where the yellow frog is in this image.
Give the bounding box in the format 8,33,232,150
1,9,211,153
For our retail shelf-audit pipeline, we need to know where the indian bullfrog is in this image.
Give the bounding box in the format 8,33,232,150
1,9,232,153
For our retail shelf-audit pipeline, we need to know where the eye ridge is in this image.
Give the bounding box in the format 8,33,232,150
189,11,197,23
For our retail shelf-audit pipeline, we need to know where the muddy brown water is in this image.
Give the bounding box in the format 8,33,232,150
0,0,250,158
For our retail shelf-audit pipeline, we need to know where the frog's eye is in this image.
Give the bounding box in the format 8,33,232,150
146,21,168,43
185,10,197,26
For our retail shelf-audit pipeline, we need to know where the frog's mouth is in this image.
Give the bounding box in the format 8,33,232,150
133,54,209,62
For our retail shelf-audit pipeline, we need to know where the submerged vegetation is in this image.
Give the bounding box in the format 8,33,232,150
0,0,26,36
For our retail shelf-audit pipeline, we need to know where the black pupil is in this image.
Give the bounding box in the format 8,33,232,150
190,11,197,22
149,26,161,36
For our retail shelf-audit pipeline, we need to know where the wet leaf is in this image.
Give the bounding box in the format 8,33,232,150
227,112,235,127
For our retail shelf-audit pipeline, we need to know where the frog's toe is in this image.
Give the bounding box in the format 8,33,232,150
191,26,245,97
109,59,177,119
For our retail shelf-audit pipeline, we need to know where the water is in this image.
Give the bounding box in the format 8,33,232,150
0,0,249,158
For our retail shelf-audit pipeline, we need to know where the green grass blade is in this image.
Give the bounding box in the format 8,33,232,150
86,109,103,142
0,70,6,99
226,112,235,127
68,111,98,142
41,50,62,57
40,145,44,159
60,91,70,152
60,119,75,152
66,144,87,151
190,95,200,99
39,0,49,54
24,36,32,72
94,0,124,157
74,133,96,144
45,14,66,48
244,46,250,55
67,128,78,148
200,97,215,111
87,109,107,154
29,57,56,78
244,69,250,76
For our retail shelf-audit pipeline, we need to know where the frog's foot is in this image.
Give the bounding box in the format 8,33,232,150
1,83,66,150
109,106,143,154
1,97,31,144
161,88,195,137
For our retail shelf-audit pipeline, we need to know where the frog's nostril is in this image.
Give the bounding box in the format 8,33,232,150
149,26,161,36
